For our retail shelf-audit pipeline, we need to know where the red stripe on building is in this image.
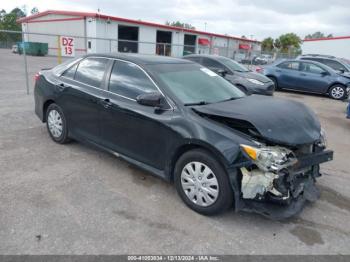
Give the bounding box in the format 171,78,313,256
303,36,350,42
26,17,85,23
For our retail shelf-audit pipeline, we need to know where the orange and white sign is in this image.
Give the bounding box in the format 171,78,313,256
60,36,75,57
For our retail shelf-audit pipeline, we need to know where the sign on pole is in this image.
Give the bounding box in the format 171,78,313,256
60,36,75,57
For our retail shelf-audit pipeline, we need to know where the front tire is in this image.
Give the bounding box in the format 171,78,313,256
46,103,70,144
329,85,347,100
174,149,233,215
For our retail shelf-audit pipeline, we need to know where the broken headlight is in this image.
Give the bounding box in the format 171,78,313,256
317,128,327,149
240,144,296,172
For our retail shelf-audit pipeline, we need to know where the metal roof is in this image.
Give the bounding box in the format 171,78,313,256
17,10,260,44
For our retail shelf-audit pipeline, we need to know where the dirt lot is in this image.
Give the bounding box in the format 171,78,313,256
1,49,350,254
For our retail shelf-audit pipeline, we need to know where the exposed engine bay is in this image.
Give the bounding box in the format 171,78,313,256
240,145,298,201
237,142,332,219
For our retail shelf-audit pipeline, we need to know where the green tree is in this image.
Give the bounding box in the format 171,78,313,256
305,31,333,39
277,33,301,53
274,38,281,50
261,37,274,51
165,21,195,30
11,7,26,18
31,7,39,15
0,7,25,44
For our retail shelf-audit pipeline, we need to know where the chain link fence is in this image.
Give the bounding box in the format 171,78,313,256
0,29,296,94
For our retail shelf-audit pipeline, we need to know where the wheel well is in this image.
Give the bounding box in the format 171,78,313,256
168,143,227,182
266,75,276,81
327,83,346,93
42,99,55,122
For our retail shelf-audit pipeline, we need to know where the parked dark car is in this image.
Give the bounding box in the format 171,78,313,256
263,59,350,100
183,54,275,95
298,54,350,76
34,53,333,219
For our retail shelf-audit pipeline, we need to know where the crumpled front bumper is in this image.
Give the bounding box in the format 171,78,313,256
236,150,334,220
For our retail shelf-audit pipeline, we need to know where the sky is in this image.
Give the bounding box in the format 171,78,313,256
2,0,350,40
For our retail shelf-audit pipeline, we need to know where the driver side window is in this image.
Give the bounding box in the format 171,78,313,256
201,58,230,74
301,63,326,74
108,60,158,100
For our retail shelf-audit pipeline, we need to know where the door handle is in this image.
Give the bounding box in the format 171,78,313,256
100,98,113,109
276,69,281,72
300,73,307,76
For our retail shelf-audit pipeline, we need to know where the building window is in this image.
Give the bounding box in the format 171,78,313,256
156,30,172,56
184,34,196,55
118,25,139,53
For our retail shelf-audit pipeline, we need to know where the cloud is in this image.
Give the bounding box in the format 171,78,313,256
3,0,350,40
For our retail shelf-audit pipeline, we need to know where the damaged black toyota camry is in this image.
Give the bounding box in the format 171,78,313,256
34,53,333,219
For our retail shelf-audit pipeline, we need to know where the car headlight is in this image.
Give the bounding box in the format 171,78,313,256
246,78,264,86
240,144,296,172
318,128,327,148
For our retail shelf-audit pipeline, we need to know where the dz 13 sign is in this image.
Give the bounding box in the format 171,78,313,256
60,36,75,57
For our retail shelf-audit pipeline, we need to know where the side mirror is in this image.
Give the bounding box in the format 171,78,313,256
136,92,164,108
339,68,345,74
321,71,329,76
217,69,228,77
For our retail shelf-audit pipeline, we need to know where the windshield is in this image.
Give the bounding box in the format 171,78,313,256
217,57,249,72
150,63,245,105
340,58,350,68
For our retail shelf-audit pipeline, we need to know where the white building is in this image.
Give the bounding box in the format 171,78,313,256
18,10,260,58
302,36,350,60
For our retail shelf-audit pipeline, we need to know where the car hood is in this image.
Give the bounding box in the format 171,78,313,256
193,95,321,146
233,71,272,83
338,72,350,79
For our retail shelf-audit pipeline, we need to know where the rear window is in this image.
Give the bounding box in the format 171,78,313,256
62,63,78,79
277,61,299,70
74,58,109,87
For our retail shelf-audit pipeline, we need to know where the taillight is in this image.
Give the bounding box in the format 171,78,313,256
34,72,40,82
256,67,264,74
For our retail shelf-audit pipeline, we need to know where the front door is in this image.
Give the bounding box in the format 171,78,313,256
99,59,175,170
298,62,331,93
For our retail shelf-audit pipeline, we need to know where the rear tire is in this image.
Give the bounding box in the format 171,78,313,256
46,103,70,144
174,149,233,215
329,85,347,100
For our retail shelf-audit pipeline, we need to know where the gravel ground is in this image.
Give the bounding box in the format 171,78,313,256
0,49,350,254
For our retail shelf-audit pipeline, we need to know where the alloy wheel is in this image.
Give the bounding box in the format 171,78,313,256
331,86,345,99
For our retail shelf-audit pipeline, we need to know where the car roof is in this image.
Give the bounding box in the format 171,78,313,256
275,59,336,72
85,53,193,66
183,54,227,60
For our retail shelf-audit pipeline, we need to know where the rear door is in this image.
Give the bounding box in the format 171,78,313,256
99,59,175,170
57,57,109,142
275,61,301,89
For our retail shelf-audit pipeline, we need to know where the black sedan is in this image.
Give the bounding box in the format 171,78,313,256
183,54,275,95
34,53,333,219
